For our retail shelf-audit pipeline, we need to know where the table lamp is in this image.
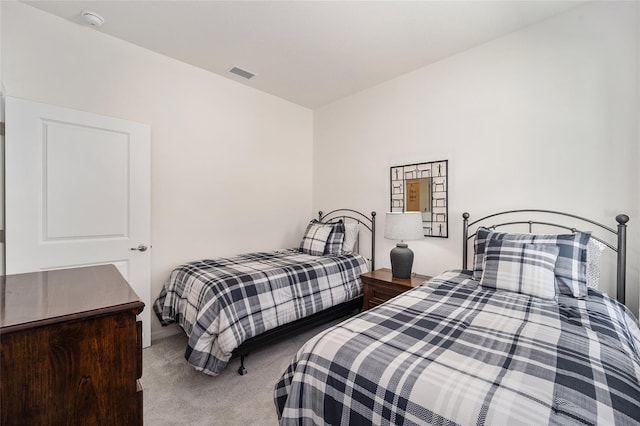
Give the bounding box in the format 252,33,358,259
384,212,424,279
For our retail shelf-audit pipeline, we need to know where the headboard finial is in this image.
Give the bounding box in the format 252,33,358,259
616,214,629,225
462,212,470,219
371,211,377,217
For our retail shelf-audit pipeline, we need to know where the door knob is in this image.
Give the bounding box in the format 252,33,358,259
130,244,148,252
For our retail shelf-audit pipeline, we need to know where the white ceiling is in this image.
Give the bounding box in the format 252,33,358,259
23,1,583,109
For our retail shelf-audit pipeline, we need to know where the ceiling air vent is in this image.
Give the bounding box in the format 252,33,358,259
228,66,255,80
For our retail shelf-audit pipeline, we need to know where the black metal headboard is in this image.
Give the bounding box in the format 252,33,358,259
462,209,629,304
319,209,376,270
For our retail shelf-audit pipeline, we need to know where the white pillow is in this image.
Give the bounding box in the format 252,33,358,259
342,223,360,252
586,237,606,289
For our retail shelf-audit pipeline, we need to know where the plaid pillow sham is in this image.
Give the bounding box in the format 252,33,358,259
480,240,559,300
299,221,333,256
472,228,493,280
473,227,591,298
323,221,345,255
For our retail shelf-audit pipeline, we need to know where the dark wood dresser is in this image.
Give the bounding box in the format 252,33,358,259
0,264,144,425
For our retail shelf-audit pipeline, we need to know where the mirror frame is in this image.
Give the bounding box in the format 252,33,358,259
390,159,448,238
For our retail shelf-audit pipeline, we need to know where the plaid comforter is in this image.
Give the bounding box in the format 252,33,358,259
275,270,640,425
153,249,367,376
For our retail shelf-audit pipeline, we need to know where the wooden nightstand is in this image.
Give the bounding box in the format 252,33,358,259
361,268,432,310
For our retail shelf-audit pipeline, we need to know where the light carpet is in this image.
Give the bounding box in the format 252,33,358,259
142,320,343,425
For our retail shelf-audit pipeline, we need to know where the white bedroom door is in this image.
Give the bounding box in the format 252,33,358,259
5,96,152,347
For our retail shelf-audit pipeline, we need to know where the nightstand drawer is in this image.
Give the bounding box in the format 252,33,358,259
361,268,431,310
368,298,386,309
370,282,406,301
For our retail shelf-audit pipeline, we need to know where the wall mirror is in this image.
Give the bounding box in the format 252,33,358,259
390,160,448,237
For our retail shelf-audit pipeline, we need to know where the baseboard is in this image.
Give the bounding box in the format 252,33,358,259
151,324,182,343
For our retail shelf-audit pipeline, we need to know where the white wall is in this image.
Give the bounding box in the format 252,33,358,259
0,1,4,276
1,2,314,339
314,1,640,314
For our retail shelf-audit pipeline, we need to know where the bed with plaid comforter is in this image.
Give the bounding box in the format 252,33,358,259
153,249,367,376
275,270,640,425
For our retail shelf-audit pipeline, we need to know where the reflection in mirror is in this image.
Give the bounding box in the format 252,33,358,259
405,178,432,213
390,160,448,238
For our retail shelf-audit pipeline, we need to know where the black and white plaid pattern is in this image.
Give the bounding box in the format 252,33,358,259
275,270,640,425
299,221,333,256
323,221,345,255
473,227,591,298
153,249,367,375
480,240,559,300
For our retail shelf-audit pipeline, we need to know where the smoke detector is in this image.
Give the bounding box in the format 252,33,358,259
81,10,105,27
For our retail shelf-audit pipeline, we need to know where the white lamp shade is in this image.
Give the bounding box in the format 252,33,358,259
384,212,424,241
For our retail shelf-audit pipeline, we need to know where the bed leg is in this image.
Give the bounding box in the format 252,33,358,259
237,355,247,375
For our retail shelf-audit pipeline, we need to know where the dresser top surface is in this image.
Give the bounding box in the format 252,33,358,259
1,264,144,331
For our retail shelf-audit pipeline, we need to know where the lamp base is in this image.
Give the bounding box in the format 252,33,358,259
390,243,414,279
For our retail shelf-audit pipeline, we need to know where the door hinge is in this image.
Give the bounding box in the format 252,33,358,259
0,122,4,136
0,230,5,243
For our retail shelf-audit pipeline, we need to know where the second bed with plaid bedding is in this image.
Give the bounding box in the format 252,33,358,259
153,249,367,376
275,270,640,425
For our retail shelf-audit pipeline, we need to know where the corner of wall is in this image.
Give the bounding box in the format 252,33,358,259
0,0,3,98
1,0,5,276
636,0,640,317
